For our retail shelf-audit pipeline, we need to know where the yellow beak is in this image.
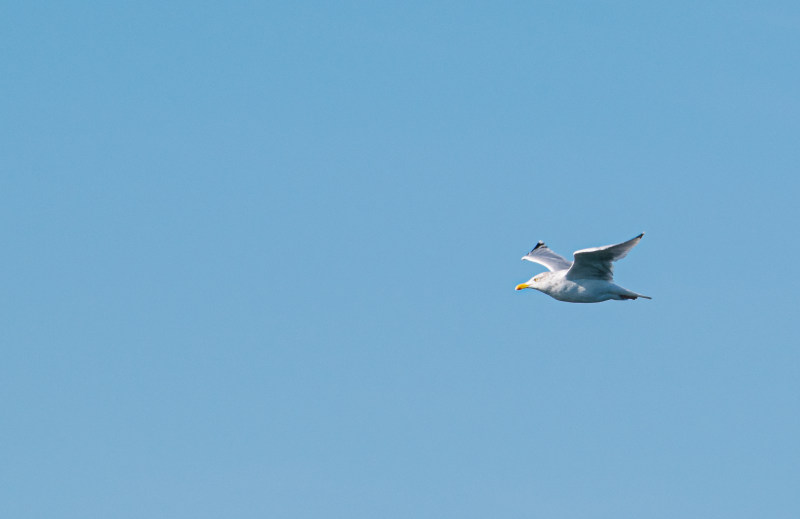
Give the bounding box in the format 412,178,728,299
515,283,529,291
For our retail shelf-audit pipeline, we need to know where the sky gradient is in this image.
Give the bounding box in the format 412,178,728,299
2,2,799,518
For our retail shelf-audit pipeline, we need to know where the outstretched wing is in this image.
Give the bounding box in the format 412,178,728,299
566,233,644,281
521,241,572,272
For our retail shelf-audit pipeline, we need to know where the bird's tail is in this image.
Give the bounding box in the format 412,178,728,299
619,290,652,300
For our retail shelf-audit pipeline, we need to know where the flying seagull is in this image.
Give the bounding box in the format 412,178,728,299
515,233,651,303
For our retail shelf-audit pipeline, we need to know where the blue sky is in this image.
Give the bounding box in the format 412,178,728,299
2,2,799,518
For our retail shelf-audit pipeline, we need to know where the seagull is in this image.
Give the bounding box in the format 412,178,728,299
515,233,651,303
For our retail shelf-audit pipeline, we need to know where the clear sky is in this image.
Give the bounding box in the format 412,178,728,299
2,2,799,518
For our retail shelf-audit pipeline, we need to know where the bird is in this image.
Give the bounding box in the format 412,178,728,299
515,233,651,303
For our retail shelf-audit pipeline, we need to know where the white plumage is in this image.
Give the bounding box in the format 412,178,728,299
516,233,651,303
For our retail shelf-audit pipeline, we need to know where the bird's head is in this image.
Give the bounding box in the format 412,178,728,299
515,272,550,291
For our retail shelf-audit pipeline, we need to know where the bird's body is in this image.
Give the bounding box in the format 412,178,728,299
527,271,646,303
515,233,651,303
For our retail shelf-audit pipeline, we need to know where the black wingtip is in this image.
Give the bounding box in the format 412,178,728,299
523,241,546,257
637,232,644,239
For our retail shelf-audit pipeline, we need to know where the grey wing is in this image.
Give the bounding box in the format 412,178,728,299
521,241,573,272
566,233,644,281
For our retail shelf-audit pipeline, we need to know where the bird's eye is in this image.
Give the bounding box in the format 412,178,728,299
534,276,541,282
